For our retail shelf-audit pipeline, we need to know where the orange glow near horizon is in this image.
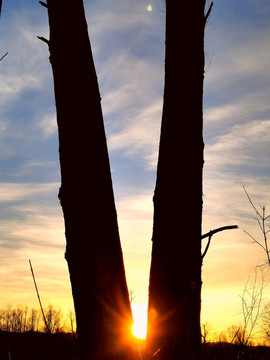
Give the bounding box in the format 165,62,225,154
131,303,148,339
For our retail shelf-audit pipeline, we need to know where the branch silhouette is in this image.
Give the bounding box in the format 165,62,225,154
29,259,51,334
202,225,238,259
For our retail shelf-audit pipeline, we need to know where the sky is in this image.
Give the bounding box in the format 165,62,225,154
1,0,270,337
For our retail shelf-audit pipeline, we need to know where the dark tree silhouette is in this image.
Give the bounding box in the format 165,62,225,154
39,1,135,359
146,1,211,359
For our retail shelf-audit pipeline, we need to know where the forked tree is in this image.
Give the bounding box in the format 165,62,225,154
39,0,216,359
39,1,135,359
146,1,212,359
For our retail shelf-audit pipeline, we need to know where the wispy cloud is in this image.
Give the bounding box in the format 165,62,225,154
205,119,270,172
83,0,165,170
0,10,50,98
0,181,72,310
108,101,161,168
38,113,57,138
99,51,163,169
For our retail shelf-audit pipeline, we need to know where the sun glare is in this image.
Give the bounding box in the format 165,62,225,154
132,304,148,339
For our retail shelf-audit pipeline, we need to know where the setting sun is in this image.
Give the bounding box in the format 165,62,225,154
131,304,148,339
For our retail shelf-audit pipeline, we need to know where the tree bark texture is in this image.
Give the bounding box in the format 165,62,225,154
147,1,206,359
45,1,134,359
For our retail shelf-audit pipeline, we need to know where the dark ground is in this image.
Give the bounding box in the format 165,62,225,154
200,342,270,360
0,330,79,360
1,331,270,360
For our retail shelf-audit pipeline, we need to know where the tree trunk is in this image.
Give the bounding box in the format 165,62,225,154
44,1,134,359
146,1,206,359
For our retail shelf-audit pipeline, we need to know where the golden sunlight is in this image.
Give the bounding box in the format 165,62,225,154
146,4,152,12
131,303,148,339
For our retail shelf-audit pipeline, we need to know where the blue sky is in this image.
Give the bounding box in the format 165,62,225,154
1,0,270,335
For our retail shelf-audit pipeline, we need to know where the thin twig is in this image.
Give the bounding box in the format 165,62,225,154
261,206,270,265
0,52,8,62
256,217,264,234
243,186,263,220
230,327,240,345
244,230,266,252
29,259,50,333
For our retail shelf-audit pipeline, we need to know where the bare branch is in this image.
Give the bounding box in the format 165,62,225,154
201,225,238,259
37,36,49,45
257,261,269,268
0,52,8,62
244,230,258,242
201,234,213,259
204,1,213,23
243,186,263,220
244,230,266,251
201,225,238,240
230,327,240,345
256,218,264,234
39,1,48,8
29,260,51,334
129,289,135,304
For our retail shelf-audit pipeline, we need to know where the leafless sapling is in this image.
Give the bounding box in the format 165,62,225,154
243,186,270,267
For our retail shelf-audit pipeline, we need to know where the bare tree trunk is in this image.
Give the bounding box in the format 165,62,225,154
42,1,134,359
146,1,207,359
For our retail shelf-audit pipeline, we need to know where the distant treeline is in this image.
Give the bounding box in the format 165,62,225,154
0,304,76,334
